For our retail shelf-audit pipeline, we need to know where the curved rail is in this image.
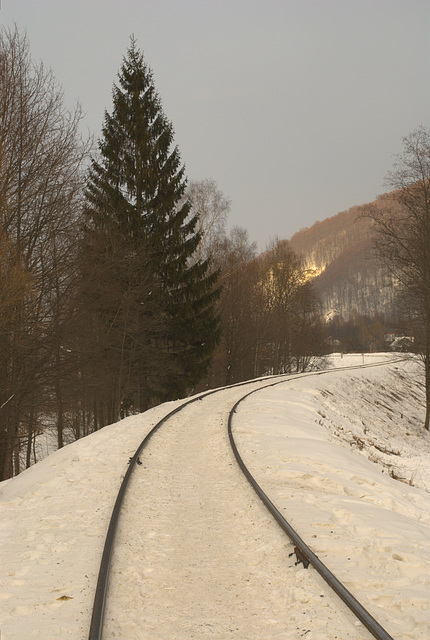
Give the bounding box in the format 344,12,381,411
227,373,395,640
89,358,403,640
88,374,279,640
88,390,208,640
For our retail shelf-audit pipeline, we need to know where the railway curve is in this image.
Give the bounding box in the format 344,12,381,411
89,359,403,640
227,369,397,640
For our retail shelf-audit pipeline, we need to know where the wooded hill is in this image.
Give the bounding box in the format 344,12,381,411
288,196,398,319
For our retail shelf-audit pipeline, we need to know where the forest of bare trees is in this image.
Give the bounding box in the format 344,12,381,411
8,26,424,479
0,27,91,478
186,204,327,389
0,29,327,478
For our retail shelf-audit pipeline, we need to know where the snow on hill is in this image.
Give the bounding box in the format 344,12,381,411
0,354,428,639
288,200,397,318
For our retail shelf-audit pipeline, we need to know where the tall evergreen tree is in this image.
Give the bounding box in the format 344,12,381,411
83,38,220,407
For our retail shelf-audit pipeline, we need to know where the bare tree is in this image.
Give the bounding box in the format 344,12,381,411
218,227,260,384
256,240,324,375
363,126,430,429
0,25,91,477
186,179,231,264
198,233,326,387
196,227,259,387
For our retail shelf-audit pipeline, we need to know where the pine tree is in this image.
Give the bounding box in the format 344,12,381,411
83,37,220,407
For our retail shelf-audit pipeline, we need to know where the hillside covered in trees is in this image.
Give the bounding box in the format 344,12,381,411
288,198,398,320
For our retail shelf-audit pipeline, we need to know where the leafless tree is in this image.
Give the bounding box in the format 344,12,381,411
363,126,430,430
0,25,91,477
256,240,324,375
199,233,326,387
195,227,259,387
186,179,230,265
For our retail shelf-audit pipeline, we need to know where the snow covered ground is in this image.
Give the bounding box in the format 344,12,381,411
0,354,429,639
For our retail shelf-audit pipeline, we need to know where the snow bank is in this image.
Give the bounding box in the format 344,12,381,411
0,355,428,639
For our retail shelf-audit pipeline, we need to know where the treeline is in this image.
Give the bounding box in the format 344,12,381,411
1,27,91,478
326,313,398,353
0,30,219,478
0,29,327,479
197,226,327,388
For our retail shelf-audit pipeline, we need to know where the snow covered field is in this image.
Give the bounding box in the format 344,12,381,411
0,354,429,639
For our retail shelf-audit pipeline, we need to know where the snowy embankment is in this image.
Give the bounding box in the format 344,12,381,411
0,354,429,639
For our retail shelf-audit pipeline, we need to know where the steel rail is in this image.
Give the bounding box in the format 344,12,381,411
88,374,282,640
227,372,396,640
88,391,208,640
88,357,403,639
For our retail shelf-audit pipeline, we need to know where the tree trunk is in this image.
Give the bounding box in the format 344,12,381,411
425,333,430,431
25,392,35,468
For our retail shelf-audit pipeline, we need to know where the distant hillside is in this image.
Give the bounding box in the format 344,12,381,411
288,198,397,319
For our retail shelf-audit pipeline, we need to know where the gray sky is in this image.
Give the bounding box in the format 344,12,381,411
2,0,429,248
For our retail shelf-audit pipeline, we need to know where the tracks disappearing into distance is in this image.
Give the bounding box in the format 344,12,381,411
89,360,401,640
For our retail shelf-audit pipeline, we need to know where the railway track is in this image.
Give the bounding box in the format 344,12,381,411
89,362,400,640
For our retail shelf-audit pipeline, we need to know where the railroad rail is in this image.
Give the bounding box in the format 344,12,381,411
228,376,395,640
89,360,401,640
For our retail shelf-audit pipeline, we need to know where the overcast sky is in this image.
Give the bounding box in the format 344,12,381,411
2,0,429,248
